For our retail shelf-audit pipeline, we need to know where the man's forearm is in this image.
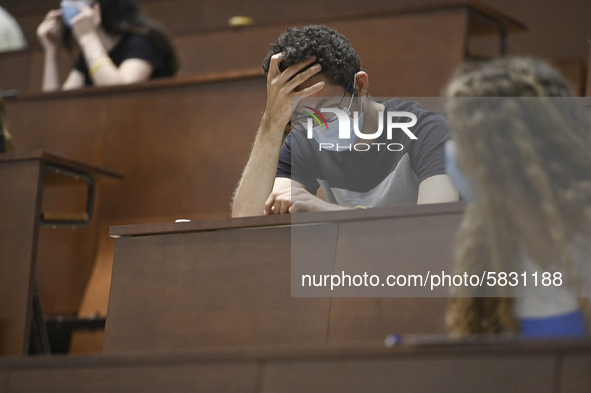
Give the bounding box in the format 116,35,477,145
231,115,285,217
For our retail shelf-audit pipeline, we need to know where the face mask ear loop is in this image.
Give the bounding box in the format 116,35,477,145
359,88,363,115
346,77,356,113
349,78,362,117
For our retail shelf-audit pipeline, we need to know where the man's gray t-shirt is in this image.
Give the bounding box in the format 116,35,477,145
276,98,451,207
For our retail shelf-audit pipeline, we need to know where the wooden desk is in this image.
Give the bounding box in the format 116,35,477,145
104,203,464,354
0,339,589,392
0,151,121,356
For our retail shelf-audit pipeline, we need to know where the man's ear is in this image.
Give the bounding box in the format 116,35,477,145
355,71,369,96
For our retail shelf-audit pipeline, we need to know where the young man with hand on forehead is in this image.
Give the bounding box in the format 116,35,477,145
231,25,458,218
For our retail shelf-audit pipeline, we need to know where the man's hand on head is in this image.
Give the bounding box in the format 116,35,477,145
263,53,326,132
263,187,347,215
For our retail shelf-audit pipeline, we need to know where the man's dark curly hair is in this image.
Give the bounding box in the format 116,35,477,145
262,25,361,90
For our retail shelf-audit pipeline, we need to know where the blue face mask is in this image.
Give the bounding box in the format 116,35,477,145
444,139,477,202
61,1,93,27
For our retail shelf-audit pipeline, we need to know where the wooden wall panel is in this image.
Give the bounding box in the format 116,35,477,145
0,160,43,356
4,0,502,38
174,9,468,96
586,42,590,96
0,52,29,93
1,339,589,392
0,369,6,393
122,0,453,37
328,298,448,343
560,354,591,393
327,212,462,342
174,27,285,78
103,224,335,353
35,216,102,315
261,356,557,393
8,363,259,393
12,13,44,53
4,97,108,315
335,10,467,97
4,96,107,164
331,214,461,297
99,78,266,221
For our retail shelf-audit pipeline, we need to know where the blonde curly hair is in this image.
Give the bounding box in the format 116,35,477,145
445,57,591,335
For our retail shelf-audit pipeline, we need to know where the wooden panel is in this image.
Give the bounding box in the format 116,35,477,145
2,340,590,392
8,363,258,393
327,212,462,341
104,205,467,353
9,1,526,38
175,9,468,97
99,77,266,221
103,224,336,353
0,368,6,393
174,27,285,78
334,10,467,97
0,160,43,356
4,98,108,316
587,42,590,97
261,356,556,393
142,0,524,37
35,208,102,315
560,354,591,393
331,212,462,296
0,151,119,330
4,96,107,164
0,51,29,93
328,298,448,343
37,155,103,315
1,0,58,16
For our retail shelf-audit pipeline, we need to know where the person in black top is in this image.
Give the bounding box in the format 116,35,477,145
231,25,458,217
37,0,178,91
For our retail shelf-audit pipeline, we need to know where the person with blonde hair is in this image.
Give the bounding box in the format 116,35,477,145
444,57,591,338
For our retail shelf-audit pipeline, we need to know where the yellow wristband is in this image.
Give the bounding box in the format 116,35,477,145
89,57,113,79
354,205,367,210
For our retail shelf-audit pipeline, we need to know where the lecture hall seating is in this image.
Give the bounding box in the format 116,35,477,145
0,6,526,350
